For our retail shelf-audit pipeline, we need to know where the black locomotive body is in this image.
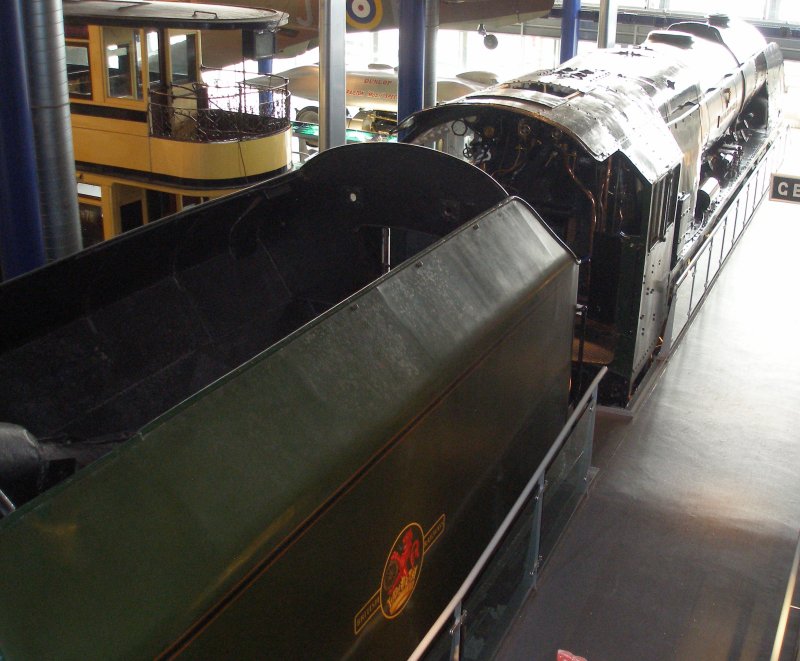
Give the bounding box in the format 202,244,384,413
402,15,785,404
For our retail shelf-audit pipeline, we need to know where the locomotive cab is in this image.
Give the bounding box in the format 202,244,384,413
405,105,679,402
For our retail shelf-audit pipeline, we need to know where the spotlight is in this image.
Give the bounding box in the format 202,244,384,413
478,24,498,50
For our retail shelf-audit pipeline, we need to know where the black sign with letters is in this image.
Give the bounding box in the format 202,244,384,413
770,174,800,203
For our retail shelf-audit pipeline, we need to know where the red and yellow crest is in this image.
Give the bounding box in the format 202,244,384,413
380,523,423,618
354,515,445,635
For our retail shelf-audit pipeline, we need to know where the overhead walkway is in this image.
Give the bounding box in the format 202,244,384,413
495,129,800,661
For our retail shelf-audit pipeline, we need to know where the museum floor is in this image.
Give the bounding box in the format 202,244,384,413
496,130,800,661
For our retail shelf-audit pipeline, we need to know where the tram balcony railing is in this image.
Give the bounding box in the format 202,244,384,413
148,72,291,143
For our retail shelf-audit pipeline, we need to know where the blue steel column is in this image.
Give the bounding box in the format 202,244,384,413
258,55,273,109
398,0,426,125
0,0,46,280
560,0,581,63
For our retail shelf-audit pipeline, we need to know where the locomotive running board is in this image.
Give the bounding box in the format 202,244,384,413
663,124,787,360
604,123,789,419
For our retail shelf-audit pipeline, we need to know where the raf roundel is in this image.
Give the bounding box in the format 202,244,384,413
346,0,383,30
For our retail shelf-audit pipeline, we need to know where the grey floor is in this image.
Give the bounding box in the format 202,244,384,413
496,132,800,661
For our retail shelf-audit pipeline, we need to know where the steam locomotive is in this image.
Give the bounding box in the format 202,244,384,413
402,13,785,404
0,14,786,661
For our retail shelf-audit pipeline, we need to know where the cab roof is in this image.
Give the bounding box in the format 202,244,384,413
62,0,287,31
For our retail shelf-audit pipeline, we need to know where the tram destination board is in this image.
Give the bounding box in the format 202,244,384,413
770,173,800,203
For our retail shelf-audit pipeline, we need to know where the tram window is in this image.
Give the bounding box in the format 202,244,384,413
77,182,101,199
146,190,177,222
120,200,144,234
104,27,143,99
147,31,162,88
66,25,89,40
170,32,198,84
79,203,104,248
66,44,92,97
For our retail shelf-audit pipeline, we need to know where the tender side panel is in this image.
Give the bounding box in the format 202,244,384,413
173,200,577,660
0,196,577,660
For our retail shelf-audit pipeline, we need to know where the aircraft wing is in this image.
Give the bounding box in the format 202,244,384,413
439,0,555,29
180,0,554,63
281,0,555,31
263,64,487,110
194,0,553,56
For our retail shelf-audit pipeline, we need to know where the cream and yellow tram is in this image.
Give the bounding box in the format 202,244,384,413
64,0,290,245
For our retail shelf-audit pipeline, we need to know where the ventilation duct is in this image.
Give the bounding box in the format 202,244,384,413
22,0,82,261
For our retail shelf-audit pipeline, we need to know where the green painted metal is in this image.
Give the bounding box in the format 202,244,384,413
609,235,647,392
0,145,576,659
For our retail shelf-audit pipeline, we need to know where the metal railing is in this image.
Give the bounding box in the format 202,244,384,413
771,531,800,661
148,72,290,143
409,367,606,661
